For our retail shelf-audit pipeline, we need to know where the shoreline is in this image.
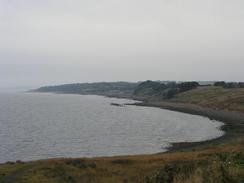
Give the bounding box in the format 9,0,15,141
128,100,244,152
102,92,244,152
26,92,244,155
31,92,244,152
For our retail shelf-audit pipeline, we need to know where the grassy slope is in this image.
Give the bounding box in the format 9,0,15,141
1,86,244,183
0,140,243,183
172,86,244,112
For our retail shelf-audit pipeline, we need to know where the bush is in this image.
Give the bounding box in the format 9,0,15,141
214,81,226,87
178,82,199,92
223,82,240,88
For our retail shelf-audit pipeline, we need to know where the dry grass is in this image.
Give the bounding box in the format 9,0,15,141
172,86,244,112
0,140,243,183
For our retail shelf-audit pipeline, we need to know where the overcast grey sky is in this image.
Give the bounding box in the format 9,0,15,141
0,0,244,89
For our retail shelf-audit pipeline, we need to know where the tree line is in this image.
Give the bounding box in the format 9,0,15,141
214,81,244,88
134,81,199,99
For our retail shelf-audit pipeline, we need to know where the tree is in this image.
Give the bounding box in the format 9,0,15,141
214,81,226,87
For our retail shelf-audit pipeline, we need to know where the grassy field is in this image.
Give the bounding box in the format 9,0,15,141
172,86,244,112
0,139,243,183
1,86,244,183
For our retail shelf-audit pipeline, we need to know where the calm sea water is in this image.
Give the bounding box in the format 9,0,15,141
0,92,224,163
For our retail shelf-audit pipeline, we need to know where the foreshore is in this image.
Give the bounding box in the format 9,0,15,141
127,100,244,152
34,91,244,153
104,91,244,152
30,91,244,153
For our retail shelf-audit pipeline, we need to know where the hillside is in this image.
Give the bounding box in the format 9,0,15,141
133,81,199,100
33,82,139,97
33,81,244,113
171,86,244,113
132,81,244,113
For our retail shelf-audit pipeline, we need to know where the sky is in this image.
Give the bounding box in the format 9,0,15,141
0,0,244,89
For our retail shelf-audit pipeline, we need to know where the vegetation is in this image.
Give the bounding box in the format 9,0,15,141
0,140,243,183
146,149,244,183
34,80,200,100
133,81,199,99
33,82,139,97
214,81,244,89
172,86,244,112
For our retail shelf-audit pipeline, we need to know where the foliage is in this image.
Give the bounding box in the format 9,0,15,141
214,81,226,87
146,151,244,183
0,143,243,183
134,81,199,99
173,86,244,112
214,81,244,88
34,82,139,96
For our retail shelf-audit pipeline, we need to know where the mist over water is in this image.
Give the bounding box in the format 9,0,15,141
0,92,224,163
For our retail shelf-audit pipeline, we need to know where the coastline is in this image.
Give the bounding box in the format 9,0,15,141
100,92,244,152
31,91,244,153
128,100,244,152
0,92,243,182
